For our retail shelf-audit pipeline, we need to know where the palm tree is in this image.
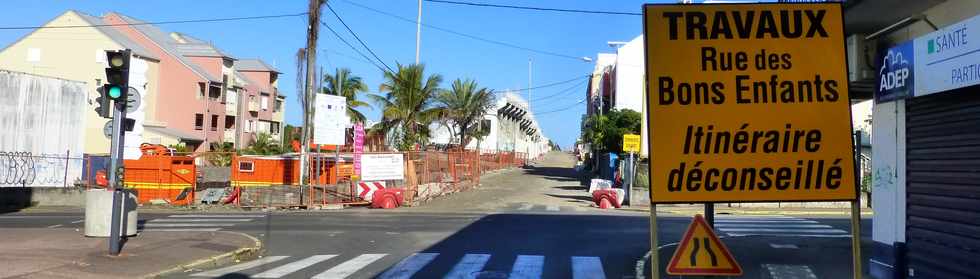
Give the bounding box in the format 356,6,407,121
243,133,282,155
437,78,494,150
322,68,371,123
370,63,443,151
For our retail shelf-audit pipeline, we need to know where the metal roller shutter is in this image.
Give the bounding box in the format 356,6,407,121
905,89,980,278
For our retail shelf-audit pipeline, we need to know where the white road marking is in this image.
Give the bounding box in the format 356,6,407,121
149,219,253,222
516,204,534,211
715,224,832,229
509,255,544,279
191,256,289,277
545,205,560,211
46,224,63,228
141,223,235,227
445,254,491,279
378,253,439,279
764,264,818,279
714,220,818,223
571,256,606,279
253,255,337,278
168,214,266,218
142,228,222,232
727,233,851,238
718,228,847,233
769,244,799,249
312,253,387,279
71,220,84,224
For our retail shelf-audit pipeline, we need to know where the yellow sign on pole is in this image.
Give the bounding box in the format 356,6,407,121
623,134,641,153
643,3,857,203
667,214,742,276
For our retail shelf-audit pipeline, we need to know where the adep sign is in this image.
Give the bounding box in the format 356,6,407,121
643,3,857,203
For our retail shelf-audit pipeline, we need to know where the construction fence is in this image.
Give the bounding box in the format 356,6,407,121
64,150,528,208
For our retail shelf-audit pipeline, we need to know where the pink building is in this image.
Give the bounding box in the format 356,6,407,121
102,12,283,151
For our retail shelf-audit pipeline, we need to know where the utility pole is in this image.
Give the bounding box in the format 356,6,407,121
300,0,323,187
415,0,422,64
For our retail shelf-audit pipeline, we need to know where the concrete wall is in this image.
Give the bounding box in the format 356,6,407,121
870,99,907,278
0,187,87,208
614,35,644,114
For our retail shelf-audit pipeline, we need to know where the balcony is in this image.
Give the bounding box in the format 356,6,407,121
248,101,259,113
224,129,236,143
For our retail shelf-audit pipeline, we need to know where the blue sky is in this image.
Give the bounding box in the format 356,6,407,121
0,0,679,149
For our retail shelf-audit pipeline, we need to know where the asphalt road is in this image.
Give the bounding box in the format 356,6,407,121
1,152,873,279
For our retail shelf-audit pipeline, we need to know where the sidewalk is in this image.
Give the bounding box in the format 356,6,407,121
0,228,261,279
620,204,874,216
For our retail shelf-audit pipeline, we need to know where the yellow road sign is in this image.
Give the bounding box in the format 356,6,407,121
623,134,641,153
643,3,857,203
667,214,742,276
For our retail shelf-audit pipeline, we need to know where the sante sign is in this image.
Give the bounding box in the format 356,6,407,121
643,3,857,203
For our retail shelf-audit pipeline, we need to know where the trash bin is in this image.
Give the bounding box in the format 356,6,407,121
84,189,138,237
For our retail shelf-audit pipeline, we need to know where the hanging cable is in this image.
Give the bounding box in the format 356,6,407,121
325,4,395,73
337,0,587,61
531,79,588,102
424,0,641,16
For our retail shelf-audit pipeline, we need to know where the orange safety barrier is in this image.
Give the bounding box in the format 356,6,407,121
123,154,196,205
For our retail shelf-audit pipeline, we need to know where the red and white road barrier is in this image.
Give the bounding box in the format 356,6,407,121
592,188,625,209
371,188,405,209
357,181,386,201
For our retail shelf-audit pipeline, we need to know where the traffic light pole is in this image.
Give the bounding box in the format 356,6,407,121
108,99,127,256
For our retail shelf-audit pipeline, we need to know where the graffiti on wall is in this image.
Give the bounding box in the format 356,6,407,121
0,151,82,187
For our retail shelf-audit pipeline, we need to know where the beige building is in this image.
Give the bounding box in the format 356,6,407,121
0,10,161,154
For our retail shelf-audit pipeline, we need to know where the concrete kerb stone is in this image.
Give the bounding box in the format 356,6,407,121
141,231,263,279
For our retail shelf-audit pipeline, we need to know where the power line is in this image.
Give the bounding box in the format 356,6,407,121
337,0,586,61
535,98,586,115
0,12,308,30
325,4,394,73
531,78,588,102
322,21,390,74
424,0,641,16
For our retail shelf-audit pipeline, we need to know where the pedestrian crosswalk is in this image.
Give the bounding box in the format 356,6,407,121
191,253,608,279
509,203,579,213
714,215,849,238
139,214,263,232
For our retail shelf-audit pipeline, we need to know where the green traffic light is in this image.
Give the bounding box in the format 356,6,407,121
108,86,122,99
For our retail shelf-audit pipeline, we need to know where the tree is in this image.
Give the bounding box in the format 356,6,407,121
436,78,494,150
322,68,372,123
583,109,641,155
206,142,235,167
242,133,283,155
370,63,443,151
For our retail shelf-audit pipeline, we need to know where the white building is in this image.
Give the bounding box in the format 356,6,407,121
430,92,550,158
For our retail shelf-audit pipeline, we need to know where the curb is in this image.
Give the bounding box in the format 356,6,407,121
617,207,874,216
141,231,263,279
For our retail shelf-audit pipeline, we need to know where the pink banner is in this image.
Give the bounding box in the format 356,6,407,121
353,123,365,177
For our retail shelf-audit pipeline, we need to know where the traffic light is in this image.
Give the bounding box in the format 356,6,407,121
95,86,111,118
104,49,131,103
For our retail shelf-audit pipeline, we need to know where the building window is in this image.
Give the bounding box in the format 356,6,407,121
244,120,254,133
274,98,283,112
225,115,235,129
238,161,254,172
198,83,206,100
210,115,219,131
209,85,221,100
271,121,281,135
195,114,203,130
261,93,270,111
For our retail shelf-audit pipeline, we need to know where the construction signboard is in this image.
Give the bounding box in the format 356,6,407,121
643,3,857,203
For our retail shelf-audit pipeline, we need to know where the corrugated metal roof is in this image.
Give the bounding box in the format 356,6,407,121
109,12,221,83
234,70,270,93
236,59,280,73
170,32,235,59
145,126,204,141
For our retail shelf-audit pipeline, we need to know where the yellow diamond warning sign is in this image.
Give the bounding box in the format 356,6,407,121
643,3,858,203
667,214,742,276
